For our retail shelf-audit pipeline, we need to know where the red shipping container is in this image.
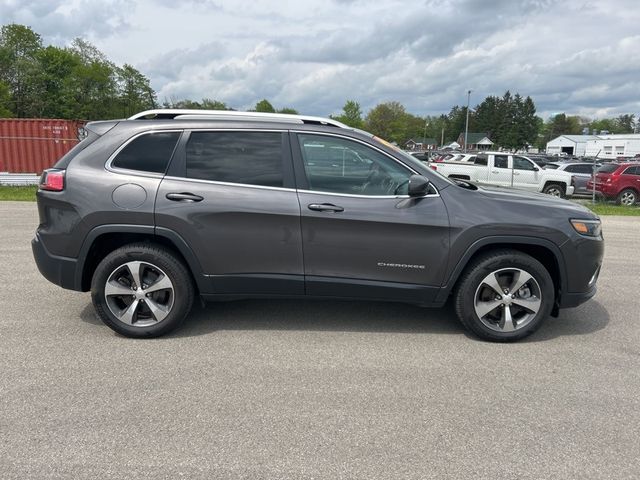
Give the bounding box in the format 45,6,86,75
0,119,86,173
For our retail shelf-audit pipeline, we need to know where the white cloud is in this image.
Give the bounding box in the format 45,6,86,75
1,0,639,118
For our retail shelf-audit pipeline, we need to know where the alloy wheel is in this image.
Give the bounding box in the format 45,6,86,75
104,261,175,327
473,267,542,333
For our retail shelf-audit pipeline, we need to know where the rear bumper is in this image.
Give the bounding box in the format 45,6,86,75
32,233,81,291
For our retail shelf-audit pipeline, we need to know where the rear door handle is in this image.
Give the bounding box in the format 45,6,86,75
308,203,344,213
166,192,203,202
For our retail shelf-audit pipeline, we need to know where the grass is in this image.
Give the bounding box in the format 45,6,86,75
582,202,640,216
0,185,38,201
1,185,639,215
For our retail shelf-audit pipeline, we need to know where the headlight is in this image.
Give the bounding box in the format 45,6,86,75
570,219,602,237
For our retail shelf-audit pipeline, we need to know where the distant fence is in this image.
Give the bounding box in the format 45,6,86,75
0,172,40,186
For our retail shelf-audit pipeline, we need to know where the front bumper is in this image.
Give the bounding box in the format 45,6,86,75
32,233,80,291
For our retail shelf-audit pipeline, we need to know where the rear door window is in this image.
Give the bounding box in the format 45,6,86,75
185,131,284,187
494,155,508,169
112,131,181,174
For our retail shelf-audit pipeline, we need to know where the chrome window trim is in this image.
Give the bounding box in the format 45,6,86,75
161,177,439,199
296,189,440,199
105,129,183,177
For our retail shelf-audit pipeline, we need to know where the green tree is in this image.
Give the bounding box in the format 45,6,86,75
116,64,156,117
446,105,469,144
254,99,275,113
614,114,636,133
0,80,13,117
201,98,230,110
277,107,298,114
0,24,43,117
67,38,119,119
364,101,408,143
473,92,539,149
332,100,363,129
33,46,81,118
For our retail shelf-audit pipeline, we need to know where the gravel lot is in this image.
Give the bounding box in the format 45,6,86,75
1,201,638,479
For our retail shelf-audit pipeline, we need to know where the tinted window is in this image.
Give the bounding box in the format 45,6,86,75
475,156,488,166
186,131,283,187
513,156,536,171
565,164,593,174
597,164,619,174
298,134,411,196
623,166,639,176
113,131,180,173
494,155,508,169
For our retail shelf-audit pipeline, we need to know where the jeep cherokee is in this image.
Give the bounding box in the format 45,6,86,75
32,110,604,341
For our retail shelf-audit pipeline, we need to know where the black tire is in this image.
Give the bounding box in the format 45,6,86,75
615,189,637,206
91,243,194,338
454,250,554,342
542,183,565,198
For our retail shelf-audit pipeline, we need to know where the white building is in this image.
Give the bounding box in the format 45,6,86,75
584,134,640,159
547,134,640,158
545,135,599,157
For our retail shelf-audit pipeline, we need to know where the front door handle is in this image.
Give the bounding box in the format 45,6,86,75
166,192,203,202
308,203,344,213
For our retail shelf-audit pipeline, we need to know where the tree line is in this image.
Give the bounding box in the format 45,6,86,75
1,23,636,150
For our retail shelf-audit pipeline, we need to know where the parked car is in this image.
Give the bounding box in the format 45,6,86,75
548,162,601,195
32,109,603,342
432,152,575,197
448,153,477,163
407,151,429,162
587,162,640,205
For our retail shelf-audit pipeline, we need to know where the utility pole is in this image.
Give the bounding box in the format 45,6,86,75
464,89,472,153
423,120,429,150
441,127,445,147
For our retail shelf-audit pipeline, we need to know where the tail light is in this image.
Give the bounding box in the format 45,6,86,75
430,164,438,171
40,169,66,192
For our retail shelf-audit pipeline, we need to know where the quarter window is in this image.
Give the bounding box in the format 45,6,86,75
298,134,412,196
112,131,181,173
186,131,284,187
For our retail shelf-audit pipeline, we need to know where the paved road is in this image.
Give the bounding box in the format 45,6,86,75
1,202,638,479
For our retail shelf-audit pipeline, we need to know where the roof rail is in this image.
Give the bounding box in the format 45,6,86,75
128,109,350,129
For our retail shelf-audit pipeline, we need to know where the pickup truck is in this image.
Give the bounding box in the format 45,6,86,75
431,152,575,197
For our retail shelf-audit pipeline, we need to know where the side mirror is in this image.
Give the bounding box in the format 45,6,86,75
408,174,431,197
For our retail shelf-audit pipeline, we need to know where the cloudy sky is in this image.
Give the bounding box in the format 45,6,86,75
1,0,639,119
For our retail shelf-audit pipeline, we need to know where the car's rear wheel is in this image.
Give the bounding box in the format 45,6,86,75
91,243,194,338
454,250,554,342
616,189,637,206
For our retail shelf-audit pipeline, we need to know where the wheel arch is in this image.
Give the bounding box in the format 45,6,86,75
75,225,206,293
436,236,567,308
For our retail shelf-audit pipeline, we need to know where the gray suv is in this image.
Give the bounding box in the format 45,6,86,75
32,110,604,341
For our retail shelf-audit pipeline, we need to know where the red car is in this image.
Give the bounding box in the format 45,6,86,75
587,162,640,205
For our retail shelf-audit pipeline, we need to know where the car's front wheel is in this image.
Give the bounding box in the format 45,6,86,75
454,250,554,342
91,243,194,338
